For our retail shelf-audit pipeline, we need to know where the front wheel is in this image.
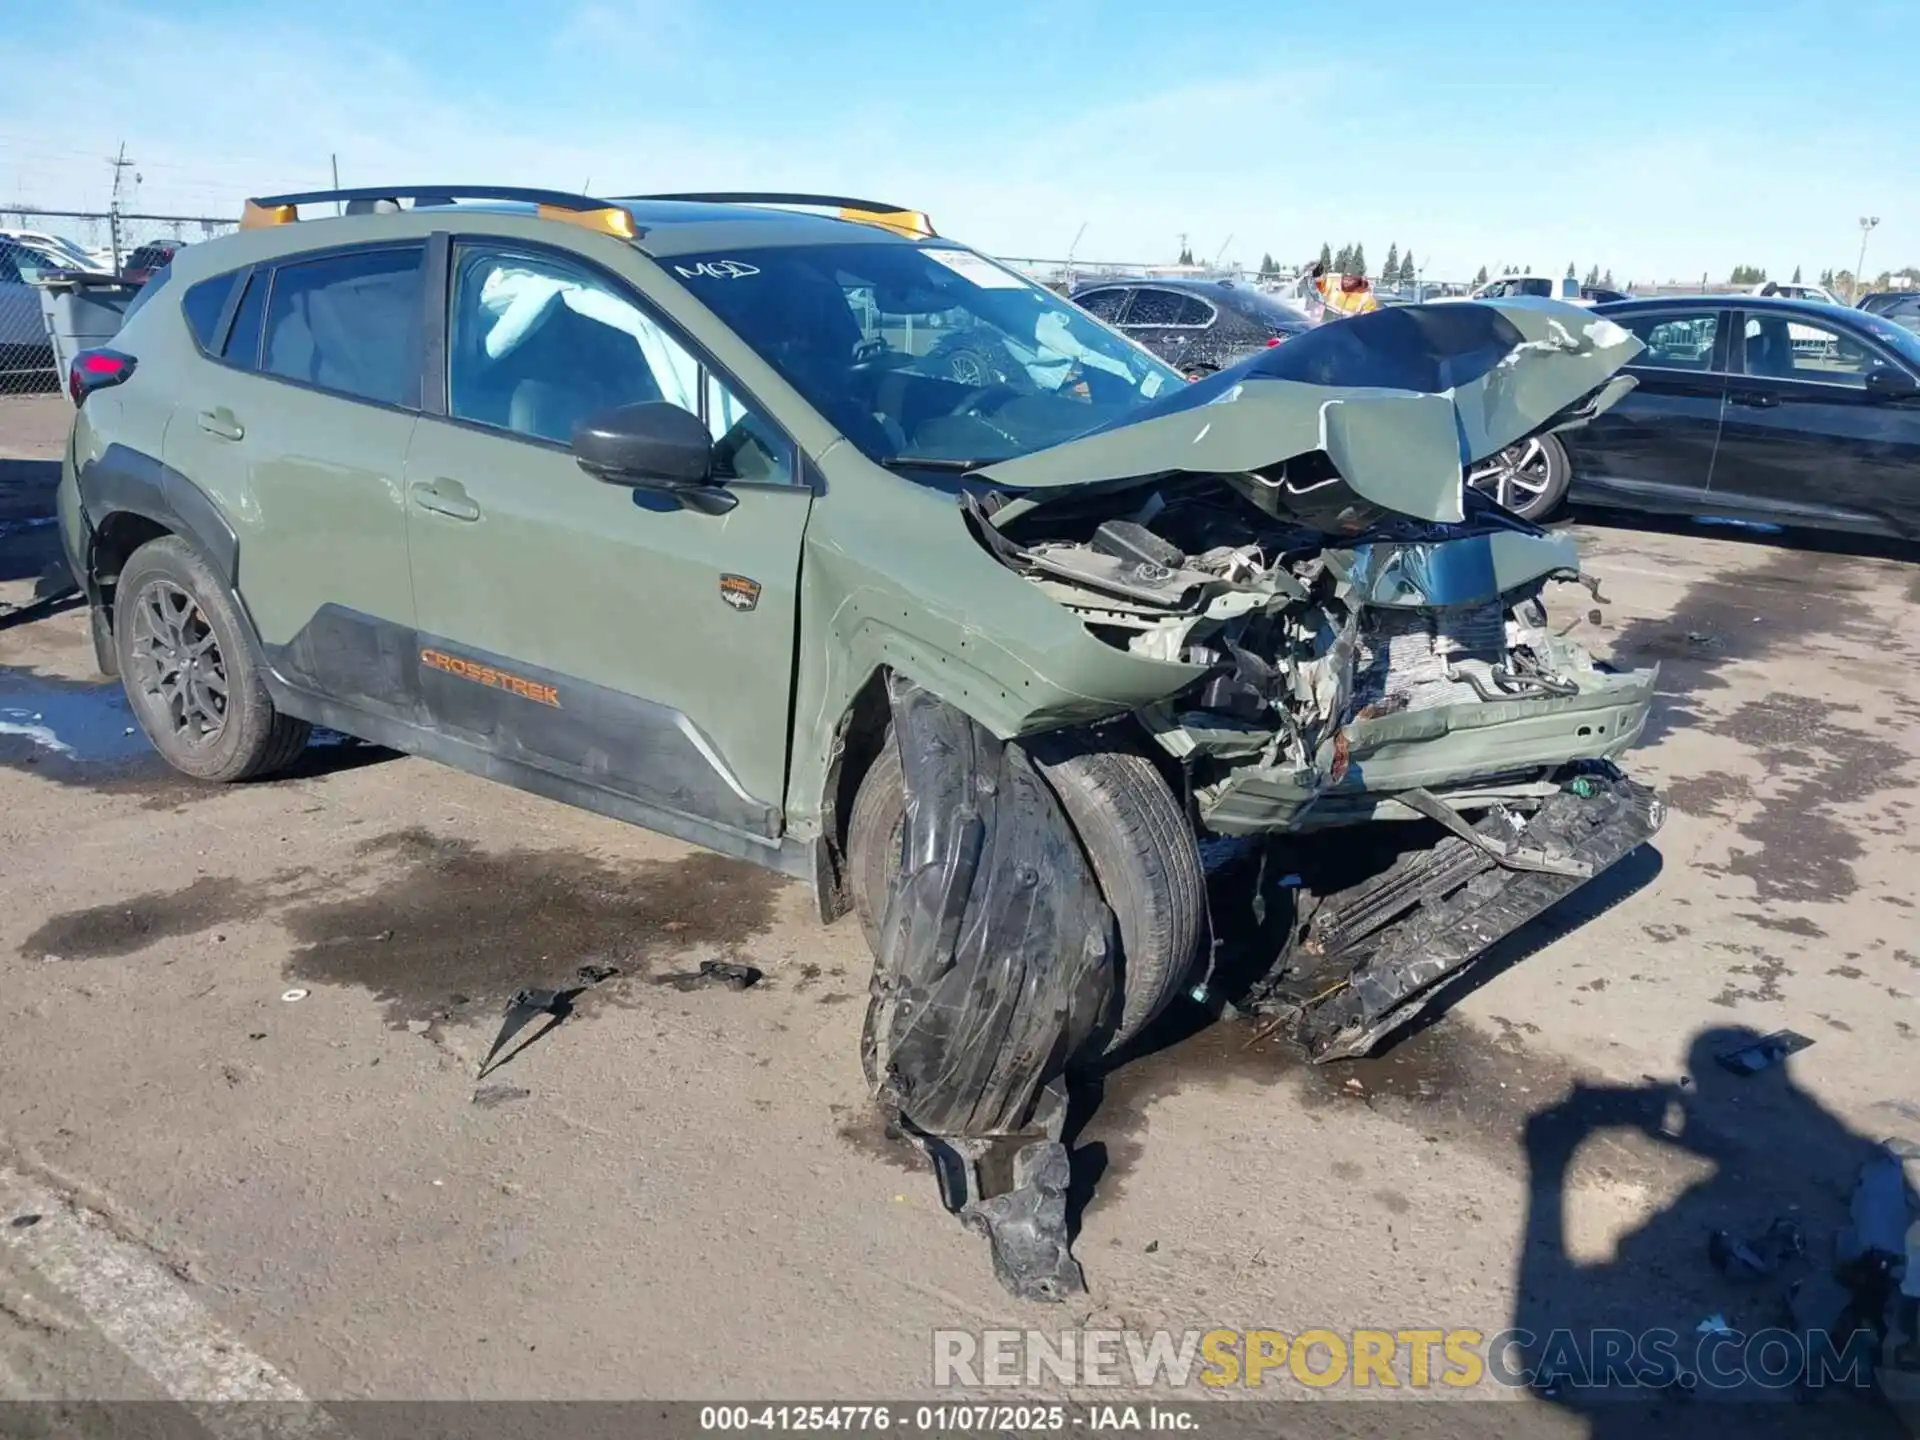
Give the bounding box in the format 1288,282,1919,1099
1466,433,1571,521
847,727,1204,1058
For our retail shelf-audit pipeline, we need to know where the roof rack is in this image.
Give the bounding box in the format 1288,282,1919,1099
240,186,642,240
619,191,936,240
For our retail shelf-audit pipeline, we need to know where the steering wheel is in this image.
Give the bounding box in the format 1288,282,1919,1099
946,382,1025,418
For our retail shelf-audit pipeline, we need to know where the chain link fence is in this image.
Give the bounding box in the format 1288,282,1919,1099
2,208,236,397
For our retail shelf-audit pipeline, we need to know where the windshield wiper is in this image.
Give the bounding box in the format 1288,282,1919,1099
880,456,984,473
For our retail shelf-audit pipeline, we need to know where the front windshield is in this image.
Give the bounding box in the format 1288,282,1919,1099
669,241,1181,466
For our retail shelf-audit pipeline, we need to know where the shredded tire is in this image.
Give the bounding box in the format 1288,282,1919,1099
849,726,1203,1056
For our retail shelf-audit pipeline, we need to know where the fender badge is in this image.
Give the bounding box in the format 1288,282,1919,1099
719,574,761,613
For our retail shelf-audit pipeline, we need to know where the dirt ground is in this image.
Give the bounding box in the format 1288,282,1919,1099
3,392,1917,1426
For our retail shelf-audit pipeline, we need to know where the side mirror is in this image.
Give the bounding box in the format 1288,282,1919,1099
1865,365,1920,401
572,402,737,515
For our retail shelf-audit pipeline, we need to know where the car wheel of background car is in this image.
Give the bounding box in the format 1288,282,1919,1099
1465,433,1570,521
114,536,311,782
847,726,1204,1058
925,330,1033,393
1184,362,1217,382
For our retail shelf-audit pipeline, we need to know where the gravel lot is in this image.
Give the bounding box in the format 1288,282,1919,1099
3,392,1916,1429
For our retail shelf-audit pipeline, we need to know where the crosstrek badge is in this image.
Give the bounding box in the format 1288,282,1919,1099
719,575,762,612
419,648,560,707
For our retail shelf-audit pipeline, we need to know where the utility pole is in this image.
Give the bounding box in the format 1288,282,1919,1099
331,154,342,215
106,142,137,272
1854,216,1880,302
1065,221,1087,290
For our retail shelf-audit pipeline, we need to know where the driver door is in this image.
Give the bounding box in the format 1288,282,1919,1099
402,239,813,843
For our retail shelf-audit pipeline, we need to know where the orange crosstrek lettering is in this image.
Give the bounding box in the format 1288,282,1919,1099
419,648,561,708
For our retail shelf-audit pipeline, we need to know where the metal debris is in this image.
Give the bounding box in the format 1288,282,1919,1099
1713,1029,1814,1075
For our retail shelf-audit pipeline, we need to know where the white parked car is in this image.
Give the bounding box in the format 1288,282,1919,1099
0,228,95,273
1749,280,1844,307
1,240,57,352
1432,273,1594,306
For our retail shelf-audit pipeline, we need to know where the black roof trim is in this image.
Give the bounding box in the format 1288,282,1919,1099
251,185,631,215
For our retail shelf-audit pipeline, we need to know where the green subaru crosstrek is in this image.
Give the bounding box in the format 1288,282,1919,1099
57,186,1663,1060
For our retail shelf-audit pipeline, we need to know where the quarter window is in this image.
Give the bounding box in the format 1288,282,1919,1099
1623,311,1720,370
222,273,267,367
261,246,425,407
446,245,794,485
181,273,238,351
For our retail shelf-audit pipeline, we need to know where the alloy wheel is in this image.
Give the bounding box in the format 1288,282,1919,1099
127,579,228,746
1466,437,1554,513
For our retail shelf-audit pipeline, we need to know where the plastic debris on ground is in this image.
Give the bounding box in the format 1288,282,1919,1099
1708,1216,1805,1281
476,964,624,1078
862,676,1118,1302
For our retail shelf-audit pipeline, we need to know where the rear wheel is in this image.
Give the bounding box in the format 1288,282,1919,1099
1465,433,1571,521
847,726,1204,1057
114,536,310,782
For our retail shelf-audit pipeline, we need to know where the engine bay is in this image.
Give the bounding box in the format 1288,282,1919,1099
978,467,1659,833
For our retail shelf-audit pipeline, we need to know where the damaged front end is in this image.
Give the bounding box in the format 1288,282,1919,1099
968,298,1666,1057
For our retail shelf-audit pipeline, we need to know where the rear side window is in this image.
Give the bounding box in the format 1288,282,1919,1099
261,246,424,407
181,273,238,351
222,273,266,367
1126,289,1212,327
1074,288,1130,322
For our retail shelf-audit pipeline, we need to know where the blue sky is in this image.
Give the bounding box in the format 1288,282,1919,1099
2,0,1914,283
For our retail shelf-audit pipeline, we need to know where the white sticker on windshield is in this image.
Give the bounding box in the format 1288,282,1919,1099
922,247,1028,289
675,260,760,280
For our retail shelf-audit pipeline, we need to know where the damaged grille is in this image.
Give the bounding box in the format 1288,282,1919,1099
1350,603,1506,715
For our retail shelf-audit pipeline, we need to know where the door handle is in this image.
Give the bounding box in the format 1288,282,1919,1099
1729,390,1779,409
410,480,481,522
196,407,244,441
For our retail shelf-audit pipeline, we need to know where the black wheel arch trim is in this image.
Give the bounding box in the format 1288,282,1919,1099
78,442,240,587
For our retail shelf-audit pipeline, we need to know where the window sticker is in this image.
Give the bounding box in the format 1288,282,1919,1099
922,248,1028,290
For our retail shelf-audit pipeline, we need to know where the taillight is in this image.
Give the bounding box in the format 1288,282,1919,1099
1266,334,1287,347
69,348,136,406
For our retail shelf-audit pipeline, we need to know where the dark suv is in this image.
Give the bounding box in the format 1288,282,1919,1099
1070,277,1313,377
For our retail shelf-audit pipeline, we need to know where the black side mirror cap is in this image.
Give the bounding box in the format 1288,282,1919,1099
571,401,735,514
1865,366,1920,400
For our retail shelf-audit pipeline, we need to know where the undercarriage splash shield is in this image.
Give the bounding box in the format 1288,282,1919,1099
862,676,1117,1299
1254,766,1664,1061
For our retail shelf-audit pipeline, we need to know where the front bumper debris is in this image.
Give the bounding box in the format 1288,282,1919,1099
1250,765,1665,1061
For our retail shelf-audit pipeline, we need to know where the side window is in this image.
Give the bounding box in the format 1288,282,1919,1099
222,273,267,367
261,246,424,407
447,245,795,485
1624,310,1720,370
0,249,23,285
1743,315,1880,386
180,273,238,351
1074,288,1129,322
1124,289,1193,327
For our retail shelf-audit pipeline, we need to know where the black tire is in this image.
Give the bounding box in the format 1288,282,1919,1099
847,727,1204,1056
114,536,310,783
1466,432,1571,522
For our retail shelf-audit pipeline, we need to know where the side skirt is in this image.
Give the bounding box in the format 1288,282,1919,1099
266,678,820,884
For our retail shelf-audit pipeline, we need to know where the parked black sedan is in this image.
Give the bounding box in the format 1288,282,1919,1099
1466,295,1920,539
1070,277,1313,377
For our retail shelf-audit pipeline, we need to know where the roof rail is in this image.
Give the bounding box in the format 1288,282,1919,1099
240,186,642,240
620,191,936,240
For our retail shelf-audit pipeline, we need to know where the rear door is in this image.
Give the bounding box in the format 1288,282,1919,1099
1560,305,1729,510
400,237,813,842
159,245,421,670
1709,308,1920,531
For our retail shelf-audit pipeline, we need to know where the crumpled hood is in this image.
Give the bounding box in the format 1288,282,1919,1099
975,298,1643,524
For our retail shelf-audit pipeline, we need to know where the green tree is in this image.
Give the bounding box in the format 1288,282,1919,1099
1351,243,1366,276
1584,264,1600,286
1791,264,1802,284
1318,241,1333,271
1475,264,1489,284
1382,242,1399,284
1601,268,1615,288
1566,261,1577,279
1334,243,1353,272
1177,244,1195,267
1400,248,1415,284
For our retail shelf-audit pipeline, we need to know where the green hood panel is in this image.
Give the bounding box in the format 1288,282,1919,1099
976,299,1643,524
